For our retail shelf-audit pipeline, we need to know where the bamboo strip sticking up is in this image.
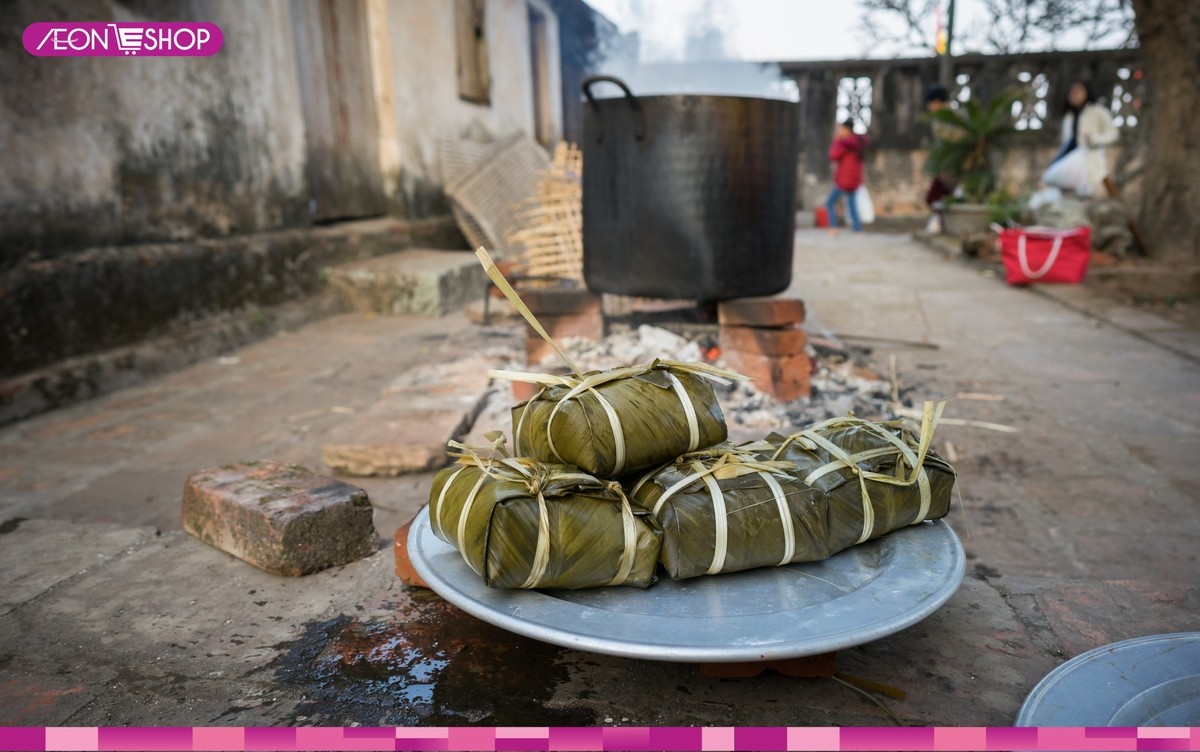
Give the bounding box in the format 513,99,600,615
475,247,583,377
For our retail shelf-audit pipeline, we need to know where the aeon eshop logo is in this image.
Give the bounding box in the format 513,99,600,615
23,22,223,57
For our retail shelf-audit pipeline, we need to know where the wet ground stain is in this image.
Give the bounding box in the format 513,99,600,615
269,591,596,726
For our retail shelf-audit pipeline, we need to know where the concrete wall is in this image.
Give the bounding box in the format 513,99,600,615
783,48,1142,216
838,141,1066,217
0,0,310,266
379,0,563,216
807,139,1125,218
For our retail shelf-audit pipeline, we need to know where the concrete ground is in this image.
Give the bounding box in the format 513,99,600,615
1,229,1197,727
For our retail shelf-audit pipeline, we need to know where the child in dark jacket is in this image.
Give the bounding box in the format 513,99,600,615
824,120,868,232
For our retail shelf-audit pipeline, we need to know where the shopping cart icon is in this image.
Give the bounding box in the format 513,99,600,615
109,23,143,55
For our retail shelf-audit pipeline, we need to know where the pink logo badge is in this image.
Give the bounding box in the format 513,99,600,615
23,22,223,57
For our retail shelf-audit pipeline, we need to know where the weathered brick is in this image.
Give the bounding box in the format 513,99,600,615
182,460,377,576
721,350,811,402
719,324,807,356
525,311,603,366
393,516,429,589
717,297,806,328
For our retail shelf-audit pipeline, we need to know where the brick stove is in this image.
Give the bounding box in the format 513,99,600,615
717,297,811,402
514,284,811,404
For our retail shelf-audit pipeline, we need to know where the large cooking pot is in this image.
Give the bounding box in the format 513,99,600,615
581,75,801,301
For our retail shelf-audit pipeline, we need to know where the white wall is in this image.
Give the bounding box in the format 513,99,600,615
378,0,563,214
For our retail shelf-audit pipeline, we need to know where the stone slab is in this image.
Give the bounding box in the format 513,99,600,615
327,249,486,317
321,406,467,476
380,356,494,400
182,460,377,576
323,357,493,476
0,518,157,617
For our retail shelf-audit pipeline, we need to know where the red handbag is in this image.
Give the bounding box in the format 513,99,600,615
814,205,830,228
998,226,1092,286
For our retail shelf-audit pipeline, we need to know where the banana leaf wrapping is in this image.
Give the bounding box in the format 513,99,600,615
760,403,956,554
427,443,662,589
629,445,830,580
505,359,739,478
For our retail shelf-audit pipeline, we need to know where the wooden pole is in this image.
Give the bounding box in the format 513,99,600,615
938,0,957,85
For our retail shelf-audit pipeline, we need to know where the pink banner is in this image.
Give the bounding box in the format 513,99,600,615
1,726,1199,751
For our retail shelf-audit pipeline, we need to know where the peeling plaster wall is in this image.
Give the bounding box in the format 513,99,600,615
0,0,309,266
0,0,564,257
381,0,562,216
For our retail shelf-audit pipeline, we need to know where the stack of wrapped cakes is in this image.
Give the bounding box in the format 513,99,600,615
426,251,957,590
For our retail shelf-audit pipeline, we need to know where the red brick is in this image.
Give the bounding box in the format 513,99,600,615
393,517,429,589
182,460,378,576
719,324,807,356
721,350,811,402
525,311,603,366
512,380,542,403
517,287,601,316
717,297,806,328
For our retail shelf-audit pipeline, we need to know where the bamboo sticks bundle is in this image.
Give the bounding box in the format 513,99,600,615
506,142,585,282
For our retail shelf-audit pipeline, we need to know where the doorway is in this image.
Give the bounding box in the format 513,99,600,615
290,0,387,222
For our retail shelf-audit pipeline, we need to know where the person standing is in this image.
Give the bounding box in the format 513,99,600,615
824,119,868,232
1041,80,1119,197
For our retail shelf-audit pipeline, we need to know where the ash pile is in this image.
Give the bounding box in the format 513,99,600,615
547,325,907,442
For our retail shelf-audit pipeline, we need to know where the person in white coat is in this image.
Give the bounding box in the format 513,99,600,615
1041,80,1119,197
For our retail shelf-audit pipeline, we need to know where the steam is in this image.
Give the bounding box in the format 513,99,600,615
682,0,732,61
589,0,800,102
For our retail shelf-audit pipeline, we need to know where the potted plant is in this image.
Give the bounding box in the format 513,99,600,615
926,90,1020,236
986,186,1023,226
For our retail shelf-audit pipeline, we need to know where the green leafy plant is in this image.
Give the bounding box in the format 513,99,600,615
986,187,1022,226
925,90,1021,203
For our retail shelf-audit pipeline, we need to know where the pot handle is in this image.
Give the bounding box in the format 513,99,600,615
581,75,645,142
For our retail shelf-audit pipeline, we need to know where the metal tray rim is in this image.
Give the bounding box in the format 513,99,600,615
408,508,965,662
1015,631,1200,726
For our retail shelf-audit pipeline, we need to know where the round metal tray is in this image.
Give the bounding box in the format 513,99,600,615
1016,632,1200,726
408,508,965,662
